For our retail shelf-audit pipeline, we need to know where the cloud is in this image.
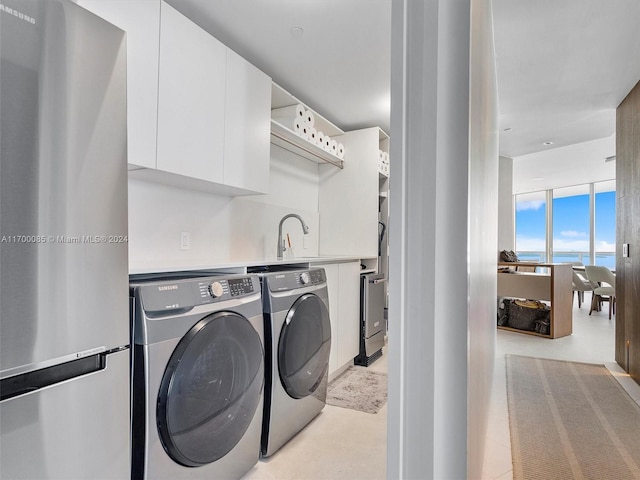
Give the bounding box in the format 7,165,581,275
515,235,545,251
552,238,589,251
516,200,545,212
596,241,615,252
560,230,587,238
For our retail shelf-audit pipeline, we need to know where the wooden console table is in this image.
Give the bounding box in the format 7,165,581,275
497,262,573,338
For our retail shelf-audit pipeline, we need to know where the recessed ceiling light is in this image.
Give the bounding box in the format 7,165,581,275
290,27,304,39
543,141,553,146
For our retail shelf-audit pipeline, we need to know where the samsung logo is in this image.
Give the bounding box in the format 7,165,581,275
0,4,36,24
158,284,178,291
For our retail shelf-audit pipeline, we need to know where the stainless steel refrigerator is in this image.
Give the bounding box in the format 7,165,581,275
0,0,130,478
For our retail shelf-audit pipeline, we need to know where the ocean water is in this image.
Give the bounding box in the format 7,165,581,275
516,252,616,270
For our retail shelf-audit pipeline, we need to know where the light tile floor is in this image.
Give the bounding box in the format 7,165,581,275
243,294,640,480
242,351,388,480
482,293,640,480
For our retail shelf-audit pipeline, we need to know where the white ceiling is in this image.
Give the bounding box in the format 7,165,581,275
494,0,640,158
168,0,640,158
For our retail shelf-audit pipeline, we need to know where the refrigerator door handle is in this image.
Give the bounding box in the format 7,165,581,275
0,350,125,402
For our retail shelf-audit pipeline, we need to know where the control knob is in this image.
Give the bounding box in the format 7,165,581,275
208,281,224,298
300,272,311,285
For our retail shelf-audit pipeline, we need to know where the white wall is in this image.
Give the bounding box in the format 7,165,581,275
128,143,320,271
127,177,234,270
388,0,497,478
230,145,320,261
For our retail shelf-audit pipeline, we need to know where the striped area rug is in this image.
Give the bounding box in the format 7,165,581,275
506,355,640,479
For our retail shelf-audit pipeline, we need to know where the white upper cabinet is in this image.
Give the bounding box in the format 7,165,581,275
224,49,271,194
156,2,226,184
319,127,380,257
76,0,160,169
77,0,271,195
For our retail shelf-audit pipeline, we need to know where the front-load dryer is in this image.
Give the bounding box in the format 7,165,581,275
259,268,332,457
129,273,264,479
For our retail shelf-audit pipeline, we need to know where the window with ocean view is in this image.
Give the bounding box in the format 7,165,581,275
595,180,616,269
552,185,590,265
515,180,616,269
515,191,546,262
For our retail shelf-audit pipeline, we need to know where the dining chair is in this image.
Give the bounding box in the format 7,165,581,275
572,270,593,308
584,265,616,319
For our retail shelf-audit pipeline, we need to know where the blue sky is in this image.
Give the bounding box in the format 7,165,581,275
516,191,616,253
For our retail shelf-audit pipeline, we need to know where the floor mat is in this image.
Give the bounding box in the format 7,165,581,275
506,354,640,479
326,365,387,414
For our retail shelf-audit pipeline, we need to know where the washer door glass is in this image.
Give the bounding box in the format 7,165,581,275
278,293,331,399
157,311,264,467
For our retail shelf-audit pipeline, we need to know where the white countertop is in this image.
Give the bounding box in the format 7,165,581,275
129,255,375,275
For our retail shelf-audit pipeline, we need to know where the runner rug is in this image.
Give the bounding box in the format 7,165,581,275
326,366,387,414
506,354,640,479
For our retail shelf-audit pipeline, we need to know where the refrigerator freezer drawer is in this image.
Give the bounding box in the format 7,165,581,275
0,349,130,479
364,330,385,358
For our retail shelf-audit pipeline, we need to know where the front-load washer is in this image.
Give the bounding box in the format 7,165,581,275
259,267,332,457
129,273,264,479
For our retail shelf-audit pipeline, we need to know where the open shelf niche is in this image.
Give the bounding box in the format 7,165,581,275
270,83,345,169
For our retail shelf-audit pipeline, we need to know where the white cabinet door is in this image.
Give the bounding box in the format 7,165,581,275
322,264,340,375
79,1,271,195
156,2,225,183
337,262,361,367
224,49,271,194
323,261,361,375
76,0,160,169
319,127,379,256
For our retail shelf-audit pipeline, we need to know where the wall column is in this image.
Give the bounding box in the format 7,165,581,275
387,0,498,478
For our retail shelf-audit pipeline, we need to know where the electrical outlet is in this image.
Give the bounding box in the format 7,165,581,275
623,243,629,258
180,231,190,250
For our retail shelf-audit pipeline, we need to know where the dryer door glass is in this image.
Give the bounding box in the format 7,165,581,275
157,312,264,467
278,293,331,399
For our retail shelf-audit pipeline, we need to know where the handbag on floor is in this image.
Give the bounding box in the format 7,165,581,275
507,299,549,331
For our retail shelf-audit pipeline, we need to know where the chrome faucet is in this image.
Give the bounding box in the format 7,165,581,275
277,214,309,259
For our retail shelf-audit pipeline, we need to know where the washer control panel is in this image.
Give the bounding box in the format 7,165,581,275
200,277,255,299
136,274,258,314
227,277,255,297
308,269,326,284
208,281,224,298
267,268,326,292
